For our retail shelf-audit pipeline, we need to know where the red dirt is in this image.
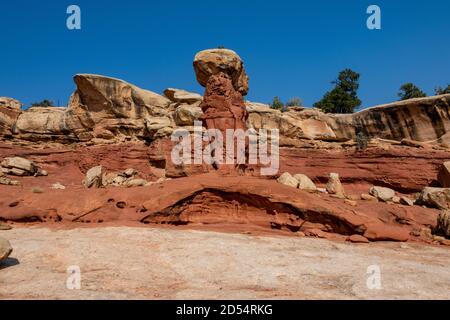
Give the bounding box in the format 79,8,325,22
0,141,446,245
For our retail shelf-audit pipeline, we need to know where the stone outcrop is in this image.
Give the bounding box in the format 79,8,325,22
0,97,22,136
195,49,250,173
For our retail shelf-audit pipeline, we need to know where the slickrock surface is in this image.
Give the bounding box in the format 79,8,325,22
1,226,449,300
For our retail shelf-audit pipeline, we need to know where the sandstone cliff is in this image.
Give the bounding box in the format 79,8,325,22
1,75,449,145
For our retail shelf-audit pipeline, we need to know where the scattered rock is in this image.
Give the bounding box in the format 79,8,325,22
348,234,369,243
125,179,149,188
123,168,137,178
293,174,316,191
344,199,357,207
417,187,450,209
400,196,414,206
83,165,104,188
277,172,298,188
369,186,396,202
51,183,66,190
316,188,327,193
31,187,44,193
326,173,345,198
361,193,378,202
0,221,12,230
0,237,12,263
437,161,450,187
435,211,450,238
0,172,20,186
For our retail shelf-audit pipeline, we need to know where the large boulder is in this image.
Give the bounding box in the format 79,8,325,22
14,107,77,141
1,157,39,176
369,186,396,202
193,49,249,96
437,161,450,187
164,88,202,104
293,174,316,191
83,165,104,188
277,172,298,188
326,173,345,198
418,187,450,209
0,237,12,263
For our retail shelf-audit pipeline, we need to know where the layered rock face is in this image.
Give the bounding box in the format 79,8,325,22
247,94,450,144
1,75,450,146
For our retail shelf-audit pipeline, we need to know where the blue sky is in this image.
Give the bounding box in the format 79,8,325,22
0,0,449,109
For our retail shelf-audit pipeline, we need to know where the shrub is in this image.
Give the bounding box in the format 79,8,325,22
31,99,54,108
286,97,303,107
398,83,426,100
314,69,361,113
270,96,284,111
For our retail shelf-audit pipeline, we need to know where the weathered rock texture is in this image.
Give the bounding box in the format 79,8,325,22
193,49,249,96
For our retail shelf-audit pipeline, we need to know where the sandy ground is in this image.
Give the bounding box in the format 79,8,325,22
0,226,449,300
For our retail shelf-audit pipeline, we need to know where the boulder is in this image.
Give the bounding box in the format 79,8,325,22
164,88,202,104
326,173,345,198
0,97,22,136
361,193,378,202
173,104,203,126
193,48,249,95
437,161,450,187
417,187,450,209
1,157,38,176
348,234,369,243
369,186,396,202
83,165,104,188
0,237,12,263
277,172,298,188
293,174,316,191
436,211,450,238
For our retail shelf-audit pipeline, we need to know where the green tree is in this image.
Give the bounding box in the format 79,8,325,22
398,83,426,100
286,97,303,107
31,99,54,108
270,96,284,111
314,69,362,113
435,85,450,95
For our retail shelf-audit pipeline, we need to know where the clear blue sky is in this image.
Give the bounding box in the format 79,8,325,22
0,0,449,109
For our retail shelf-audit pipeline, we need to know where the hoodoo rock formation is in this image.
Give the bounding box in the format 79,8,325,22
194,49,250,173
0,49,449,246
